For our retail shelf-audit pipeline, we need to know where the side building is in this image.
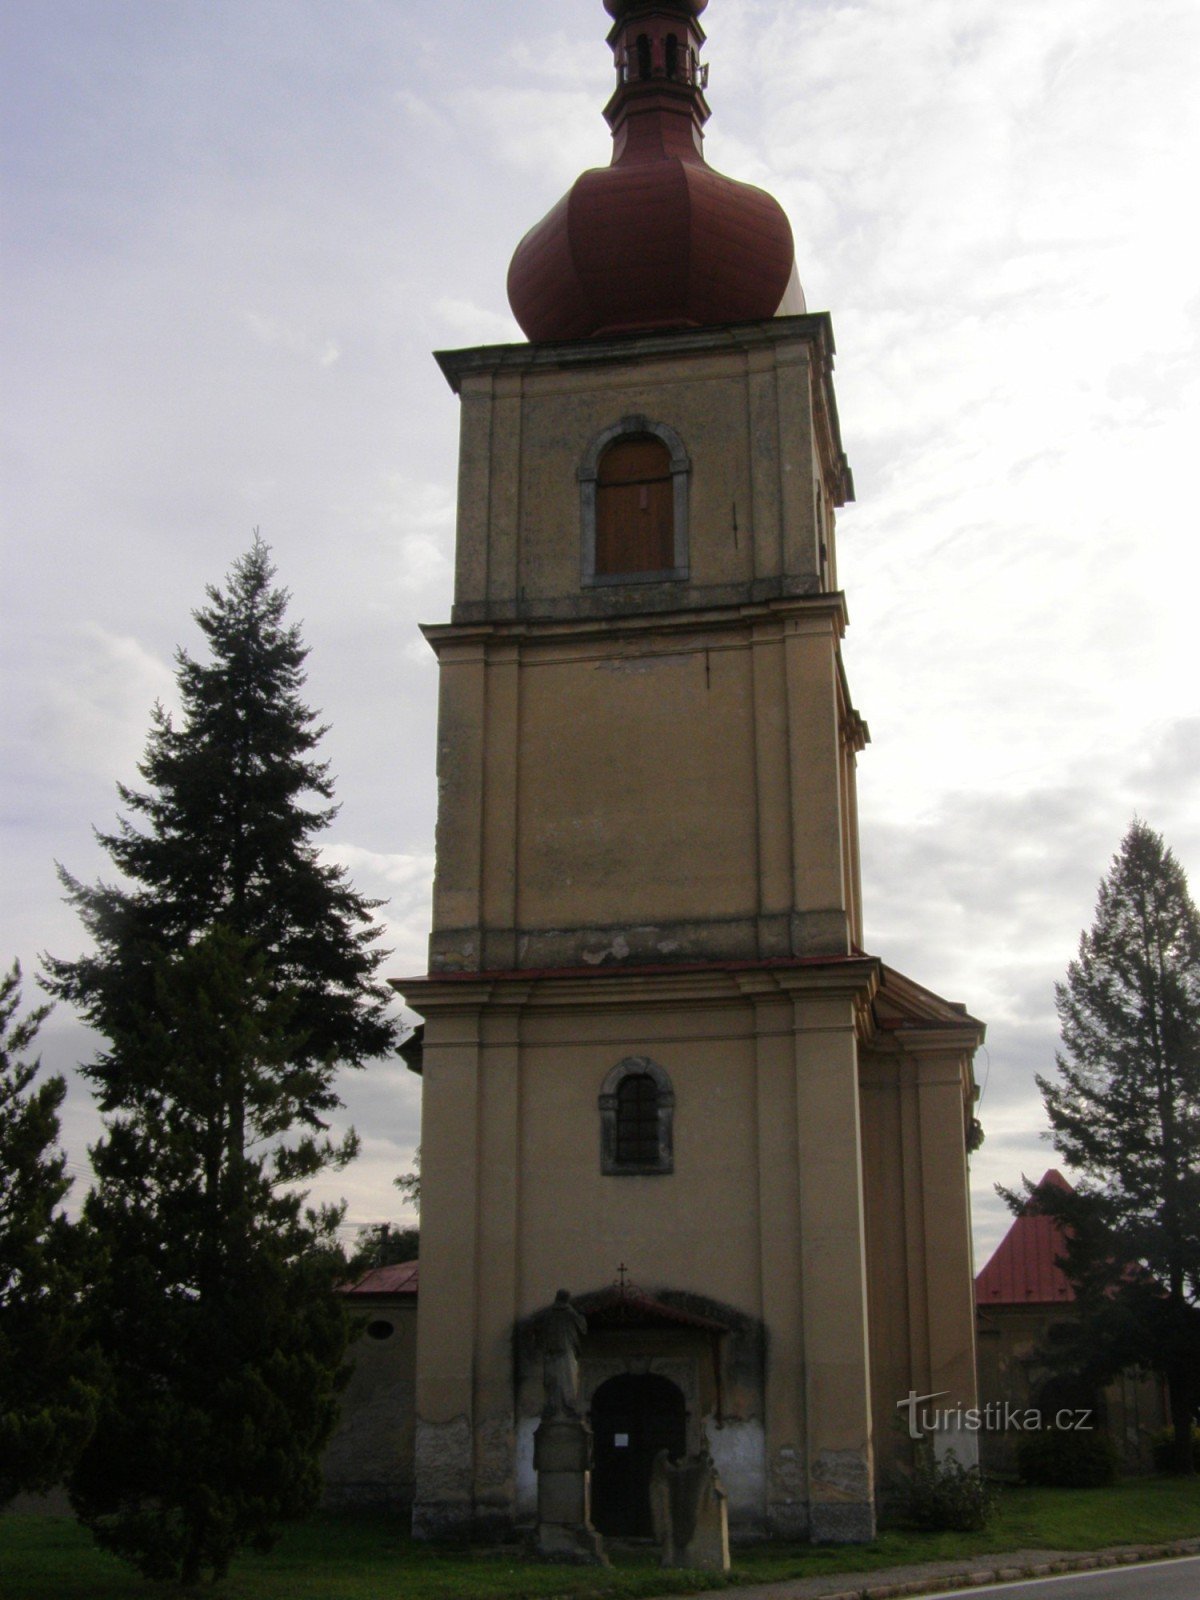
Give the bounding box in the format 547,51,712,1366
975,1171,1168,1477
321,1262,419,1510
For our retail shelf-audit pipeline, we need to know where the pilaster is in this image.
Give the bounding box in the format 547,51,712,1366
915,1049,978,1408
790,979,876,1542
412,994,488,1536
750,988,807,1534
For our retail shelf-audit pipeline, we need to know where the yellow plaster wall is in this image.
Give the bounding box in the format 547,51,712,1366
428,606,860,970
859,1044,980,1476
514,1011,762,1309
514,640,757,930
410,318,976,1545
411,963,887,1539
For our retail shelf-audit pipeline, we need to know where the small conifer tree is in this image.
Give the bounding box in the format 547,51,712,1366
0,963,99,1503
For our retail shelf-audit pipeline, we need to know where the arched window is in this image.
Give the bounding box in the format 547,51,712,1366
636,33,652,80
596,435,673,577
665,33,679,80
579,416,690,587
599,1057,674,1175
616,1072,659,1165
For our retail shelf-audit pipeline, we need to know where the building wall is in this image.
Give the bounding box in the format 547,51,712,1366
430,600,862,973
428,318,863,978
409,317,979,1545
443,318,847,626
860,1044,980,1477
322,1297,418,1509
410,964,972,1541
976,1305,1167,1477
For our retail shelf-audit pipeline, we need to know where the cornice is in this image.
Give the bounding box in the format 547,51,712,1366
420,590,850,653
395,952,879,1015
435,312,837,393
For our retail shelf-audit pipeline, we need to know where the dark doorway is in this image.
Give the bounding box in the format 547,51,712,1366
590,1373,686,1537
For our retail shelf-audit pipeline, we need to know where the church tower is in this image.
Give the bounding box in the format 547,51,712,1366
403,0,983,1545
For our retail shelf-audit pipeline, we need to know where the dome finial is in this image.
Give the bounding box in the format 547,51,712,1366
602,0,711,153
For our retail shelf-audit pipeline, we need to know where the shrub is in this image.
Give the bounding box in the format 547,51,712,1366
892,1446,998,1531
1150,1426,1200,1473
1016,1427,1117,1487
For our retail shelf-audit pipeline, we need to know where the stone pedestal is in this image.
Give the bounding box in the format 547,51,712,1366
532,1416,607,1565
650,1450,731,1572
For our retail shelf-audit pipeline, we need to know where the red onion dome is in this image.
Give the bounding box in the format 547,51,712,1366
507,1,797,343
603,0,707,16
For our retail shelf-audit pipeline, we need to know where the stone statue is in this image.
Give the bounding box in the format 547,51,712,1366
538,1288,588,1417
531,1289,605,1565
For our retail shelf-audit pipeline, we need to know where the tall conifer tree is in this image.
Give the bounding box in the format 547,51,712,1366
45,540,398,1580
1012,820,1200,1473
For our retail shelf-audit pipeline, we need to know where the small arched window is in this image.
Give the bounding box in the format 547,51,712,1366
665,34,679,80
579,415,690,587
636,33,652,80
600,1057,674,1175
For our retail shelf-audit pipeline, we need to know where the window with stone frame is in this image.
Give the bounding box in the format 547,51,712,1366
599,1056,674,1175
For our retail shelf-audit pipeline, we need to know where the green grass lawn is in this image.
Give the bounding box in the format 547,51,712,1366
3,1478,1198,1600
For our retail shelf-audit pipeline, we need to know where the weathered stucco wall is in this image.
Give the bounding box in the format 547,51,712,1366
409,964,881,1542
427,318,863,978
322,1297,417,1509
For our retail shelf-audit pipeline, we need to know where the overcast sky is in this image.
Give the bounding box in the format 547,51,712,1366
3,0,1197,1263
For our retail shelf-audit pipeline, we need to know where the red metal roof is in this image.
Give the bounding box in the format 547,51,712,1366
604,1,708,17
581,1284,728,1334
341,1260,419,1297
975,1171,1075,1306
506,2,795,342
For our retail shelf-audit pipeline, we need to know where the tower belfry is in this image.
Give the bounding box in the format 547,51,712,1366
403,0,983,1546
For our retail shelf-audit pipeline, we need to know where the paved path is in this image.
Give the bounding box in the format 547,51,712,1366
677,1537,1200,1599
927,1555,1200,1598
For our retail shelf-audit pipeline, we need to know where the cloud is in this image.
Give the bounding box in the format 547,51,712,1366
316,1062,423,1231
861,715,1200,1260
320,843,435,974
453,86,609,185
357,473,455,593
433,295,522,346
241,310,341,368
36,624,175,784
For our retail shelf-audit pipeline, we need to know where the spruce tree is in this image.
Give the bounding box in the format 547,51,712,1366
0,962,99,1503
1012,820,1200,1473
44,540,398,1580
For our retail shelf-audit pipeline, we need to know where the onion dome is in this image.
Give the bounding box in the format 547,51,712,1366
507,0,802,343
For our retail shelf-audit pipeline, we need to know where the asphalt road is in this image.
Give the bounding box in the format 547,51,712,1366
920,1555,1200,1598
